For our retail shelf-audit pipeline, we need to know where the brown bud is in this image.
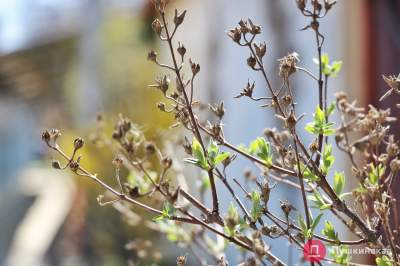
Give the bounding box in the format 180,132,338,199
189,59,200,75
309,138,319,153
125,183,140,198
235,80,255,98
176,255,187,266
324,0,336,12
254,42,266,59
145,142,156,155
151,18,163,36
248,18,261,35
296,0,306,10
247,54,257,69
238,19,249,34
312,0,323,12
52,160,61,169
177,42,186,58
209,101,225,119
390,159,400,172
157,102,166,111
162,156,173,169
280,200,294,217
281,94,292,106
74,137,84,150
183,137,192,155
173,9,187,27
147,50,157,62
42,130,51,144
112,156,123,168
69,161,79,172
228,27,241,43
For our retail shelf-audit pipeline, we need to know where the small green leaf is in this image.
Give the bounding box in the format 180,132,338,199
297,214,307,235
333,171,345,195
330,245,350,265
152,215,165,221
305,106,335,136
321,144,335,174
315,105,325,125
251,191,262,220
376,255,393,266
321,53,330,67
322,221,338,242
310,213,323,234
331,61,343,77
214,152,230,165
248,137,272,166
368,163,385,185
309,191,331,210
185,138,209,169
301,164,320,182
326,101,336,117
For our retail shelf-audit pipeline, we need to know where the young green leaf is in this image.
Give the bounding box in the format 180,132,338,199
305,106,335,136
321,144,335,174
248,137,272,166
310,213,323,234
376,255,393,266
333,171,345,196
308,191,331,210
330,61,343,77
153,202,176,221
184,138,209,169
301,163,320,182
326,101,336,117
251,191,263,220
322,221,339,242
330,245,350,265
368,163,385,185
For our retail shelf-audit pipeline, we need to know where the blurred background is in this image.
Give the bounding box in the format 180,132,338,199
0,0,398,265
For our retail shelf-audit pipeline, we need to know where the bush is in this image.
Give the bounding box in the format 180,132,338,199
42,0,400,265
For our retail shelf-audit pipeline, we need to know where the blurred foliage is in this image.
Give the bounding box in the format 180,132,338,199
52,8,177,266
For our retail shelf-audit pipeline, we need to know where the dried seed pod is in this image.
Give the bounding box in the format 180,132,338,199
73,137,85,150
228,27,242,43
247,54,257,69
52,160,61,169
254,42,266,59
42,130,51,144
151,18,163,36
189,59,200,75
147,50,157,62
177,42,186,58
173,9,187,27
